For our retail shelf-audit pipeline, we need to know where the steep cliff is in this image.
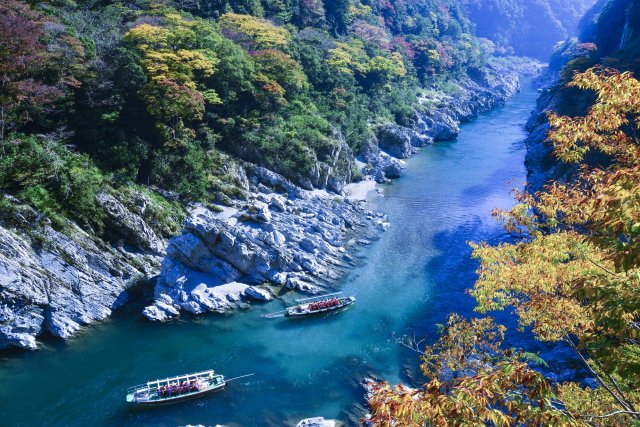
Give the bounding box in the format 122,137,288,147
525,0,639,190
0,192,170,349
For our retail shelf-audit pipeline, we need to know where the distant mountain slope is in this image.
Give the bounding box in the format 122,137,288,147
463,0,597,60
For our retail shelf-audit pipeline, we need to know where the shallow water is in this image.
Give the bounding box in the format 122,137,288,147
0,80,541,427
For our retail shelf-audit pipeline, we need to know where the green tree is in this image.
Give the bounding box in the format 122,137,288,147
124,12,222,147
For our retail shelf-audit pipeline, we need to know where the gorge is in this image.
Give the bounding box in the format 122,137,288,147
3,0,639,425
0,72,541,427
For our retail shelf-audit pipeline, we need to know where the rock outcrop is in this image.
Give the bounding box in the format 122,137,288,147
96,192,166,254
376,124,418,159
524,0,640,192
144,167,386,321
0,194,167,350
362,58,543,183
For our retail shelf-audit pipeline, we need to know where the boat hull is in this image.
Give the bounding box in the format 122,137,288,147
286,297,355,318
132,383,225,405
126,370,226,406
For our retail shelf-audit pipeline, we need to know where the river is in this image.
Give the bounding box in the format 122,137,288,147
0,79,541,427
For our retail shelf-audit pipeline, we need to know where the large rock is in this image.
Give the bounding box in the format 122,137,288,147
376,124,415,159
244,286,273,301
0,195,164,350
96,192,165,254
426,111,460,141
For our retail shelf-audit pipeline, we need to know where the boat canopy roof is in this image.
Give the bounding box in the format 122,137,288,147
296,292,343,303
128,369,219,392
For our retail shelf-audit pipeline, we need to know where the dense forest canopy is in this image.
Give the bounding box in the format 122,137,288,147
0,0,496,231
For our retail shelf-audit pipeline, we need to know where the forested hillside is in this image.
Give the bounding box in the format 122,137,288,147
462,0,596,60
0,0,491,219
1,0,538,348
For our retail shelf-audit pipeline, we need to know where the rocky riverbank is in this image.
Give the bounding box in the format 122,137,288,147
143,57,542,322
362,58,543,183
143,166,387,321
0,192,168,350
0,57,541,350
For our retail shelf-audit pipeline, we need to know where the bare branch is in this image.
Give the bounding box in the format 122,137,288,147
563,334,639,419
581,410,640,420
392,332,426,354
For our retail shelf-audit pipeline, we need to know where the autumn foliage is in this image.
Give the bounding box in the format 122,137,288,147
368,68,640,426
0,1,83,140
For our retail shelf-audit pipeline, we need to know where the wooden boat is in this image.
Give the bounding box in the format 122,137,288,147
126,369,225,405
263,292,356,319
286,293,355,318
126,371,256,405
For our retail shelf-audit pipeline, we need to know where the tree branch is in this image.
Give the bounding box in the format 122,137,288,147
581,410,640,419
393,332,426,354
587,257,618,277
563,334,639,419
593,358,639,415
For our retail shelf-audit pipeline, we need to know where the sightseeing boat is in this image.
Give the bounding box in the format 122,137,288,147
262,292,356,319
286,294,356,317
125,369,261,405
126,369,225,405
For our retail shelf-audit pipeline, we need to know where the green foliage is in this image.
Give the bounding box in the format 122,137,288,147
0,0,493,225
252,49,308,97
0,133,105,231
124,12,223,147
116,185,186,237
150,139,216,200
243,110,335,177
219,13,290,49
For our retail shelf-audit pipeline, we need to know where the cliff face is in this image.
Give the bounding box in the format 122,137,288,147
463,0,597,60
524,0,639,191
0,193,167,349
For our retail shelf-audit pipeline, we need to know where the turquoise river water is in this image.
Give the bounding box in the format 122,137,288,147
0,80,542,426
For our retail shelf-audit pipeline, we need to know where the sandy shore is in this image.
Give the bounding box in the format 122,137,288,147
344,180,378,201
